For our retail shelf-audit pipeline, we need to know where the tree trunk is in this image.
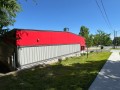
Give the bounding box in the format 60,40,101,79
87,47,88,58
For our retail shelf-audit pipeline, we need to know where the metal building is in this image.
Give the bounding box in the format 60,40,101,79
0,29,86,70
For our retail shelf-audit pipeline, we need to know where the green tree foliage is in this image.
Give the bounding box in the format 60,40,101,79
79,27,112,47
93,30,112,46
79,26,89,38
79,26,93,47
0,0,21,30
113,37,120,46
88,34,94,47
93,34,99,46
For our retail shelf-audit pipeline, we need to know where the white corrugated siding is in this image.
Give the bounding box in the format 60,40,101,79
18,44,80,66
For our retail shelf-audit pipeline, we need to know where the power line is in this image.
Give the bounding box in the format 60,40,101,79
95,0,112,30
100,0,115,47
100,0,113,30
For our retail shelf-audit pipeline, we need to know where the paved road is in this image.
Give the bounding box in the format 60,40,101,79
89,50,120,90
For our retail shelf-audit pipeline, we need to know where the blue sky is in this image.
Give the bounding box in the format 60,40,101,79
10,0,120,38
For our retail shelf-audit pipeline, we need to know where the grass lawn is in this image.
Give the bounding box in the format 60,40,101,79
0,51,111,90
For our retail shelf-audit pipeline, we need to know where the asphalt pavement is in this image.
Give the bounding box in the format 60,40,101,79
89,50,120,90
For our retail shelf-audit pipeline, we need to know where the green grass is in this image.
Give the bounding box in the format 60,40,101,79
0,51,111,90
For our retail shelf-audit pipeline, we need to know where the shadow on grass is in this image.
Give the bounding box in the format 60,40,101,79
0,59,107,90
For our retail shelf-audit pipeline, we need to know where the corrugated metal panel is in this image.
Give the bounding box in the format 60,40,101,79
18,44,80,66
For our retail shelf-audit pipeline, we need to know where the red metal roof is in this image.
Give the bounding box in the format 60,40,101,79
5,29,86,47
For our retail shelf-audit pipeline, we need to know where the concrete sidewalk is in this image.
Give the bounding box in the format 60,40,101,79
89,50,120,90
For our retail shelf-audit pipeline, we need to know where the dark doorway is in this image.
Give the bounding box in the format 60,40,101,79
0,61,10,73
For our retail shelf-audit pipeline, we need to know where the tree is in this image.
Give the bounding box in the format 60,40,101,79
93,34,99,46
79,26,89,38
88,34,94,47
113,37,120,46
0,0,21,31
79,26,92,47
93,30,112,46
79,26,91,58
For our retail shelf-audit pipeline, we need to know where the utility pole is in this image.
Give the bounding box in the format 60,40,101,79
113,30,115,49
115,31,118,48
